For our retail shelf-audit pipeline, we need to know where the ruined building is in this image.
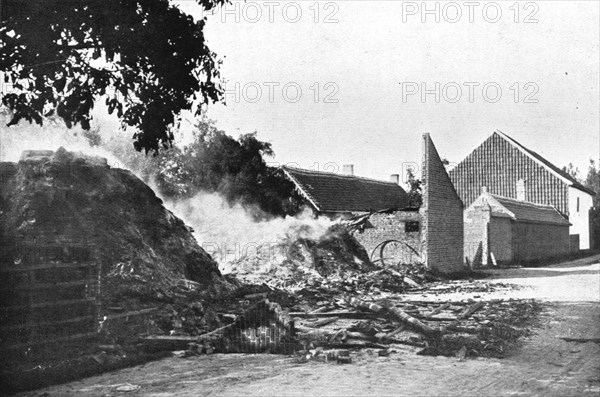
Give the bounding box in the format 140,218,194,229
282,134,465,274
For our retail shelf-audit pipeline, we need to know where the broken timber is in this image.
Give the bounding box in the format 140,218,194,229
346,297,444,336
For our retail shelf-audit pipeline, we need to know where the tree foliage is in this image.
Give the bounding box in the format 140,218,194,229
1,0,226,154
405,168,422,209
562,162,581,181
150,119,303,218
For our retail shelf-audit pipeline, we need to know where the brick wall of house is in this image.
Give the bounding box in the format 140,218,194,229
420,134,465,273
513,222,570,262
354,211,421,264
449,132,570,214
464,206,514,267
464,204,489,267
489,217,513,263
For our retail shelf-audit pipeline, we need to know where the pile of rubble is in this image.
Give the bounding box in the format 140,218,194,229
150,207,537,362
224,223,436,294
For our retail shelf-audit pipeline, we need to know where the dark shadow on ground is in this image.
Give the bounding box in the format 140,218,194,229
482,267,600,279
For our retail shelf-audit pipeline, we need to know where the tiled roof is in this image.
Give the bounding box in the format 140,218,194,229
478,193,570,226
498,131,596,196
282,166,409,212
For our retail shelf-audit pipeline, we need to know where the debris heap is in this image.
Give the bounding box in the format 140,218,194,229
224,223,433,293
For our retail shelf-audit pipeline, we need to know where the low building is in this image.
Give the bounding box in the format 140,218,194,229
464,187,571,266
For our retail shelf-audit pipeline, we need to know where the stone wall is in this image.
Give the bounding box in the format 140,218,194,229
354,210,421,264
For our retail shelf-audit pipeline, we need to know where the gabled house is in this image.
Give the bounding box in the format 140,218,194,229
464,188,571,266
449,131,595,250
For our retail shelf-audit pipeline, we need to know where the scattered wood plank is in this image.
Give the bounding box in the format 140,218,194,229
413,314,458,322
403,276,421,288
309,306,330,314
289,311,376,319
244,292,268,300
105,307,158,320
197,323,236,340
429,303,451,316
446,324,483,335
295,325,337,337
322,340,388,349
387,336,427,348
346,297,444,336
380,326,406,341
458,302,485,320
141,335,199,352
344,331,376,341
311,317,339,327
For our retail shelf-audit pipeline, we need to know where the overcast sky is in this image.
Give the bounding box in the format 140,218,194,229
175,1,598,181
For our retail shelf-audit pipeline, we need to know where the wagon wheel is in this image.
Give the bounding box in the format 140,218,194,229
370,239,420,267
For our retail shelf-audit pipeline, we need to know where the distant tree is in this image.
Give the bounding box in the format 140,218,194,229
405,168,422,208
151,119,303,218
585,159,600,197
562,163,581,181
1,0,226,154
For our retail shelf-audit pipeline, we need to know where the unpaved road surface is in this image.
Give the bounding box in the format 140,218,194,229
18,256,600,397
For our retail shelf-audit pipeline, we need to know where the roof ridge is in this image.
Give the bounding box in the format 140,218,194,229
489,193,557,209
494,130,588,187
486,193,570,225
281,165,401,186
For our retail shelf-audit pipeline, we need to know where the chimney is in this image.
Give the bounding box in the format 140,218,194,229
389,174,400,184
342,164,354,175
481,186,488,194
516,179,525,201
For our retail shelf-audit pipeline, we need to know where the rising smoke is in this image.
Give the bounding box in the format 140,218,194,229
0,113,336,272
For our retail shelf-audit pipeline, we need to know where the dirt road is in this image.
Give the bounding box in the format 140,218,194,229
17,256,600,397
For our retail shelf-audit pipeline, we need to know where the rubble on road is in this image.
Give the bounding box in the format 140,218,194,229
148,284,539,361
148,216,537,362
289,296,540,360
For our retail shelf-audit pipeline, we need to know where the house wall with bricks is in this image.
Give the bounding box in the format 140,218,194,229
513,222,570,262
419,133,465,274
354,210,421,264
464,204,489,267
489,217,513,263
464,194,571,266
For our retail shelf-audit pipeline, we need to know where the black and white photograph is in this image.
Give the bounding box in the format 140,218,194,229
0,1,599,395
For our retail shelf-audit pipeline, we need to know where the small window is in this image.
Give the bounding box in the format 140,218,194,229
405,221,420,233
577,197,580,212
